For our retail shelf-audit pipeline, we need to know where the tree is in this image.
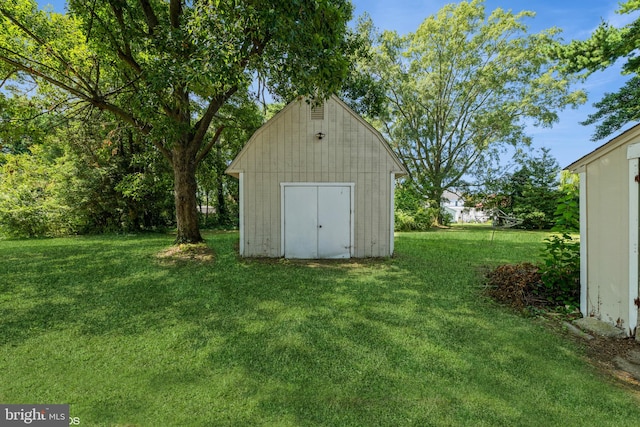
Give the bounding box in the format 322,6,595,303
0,0,356,243
0,101,178,236
579,76,640,141
508,148,560,229
553,170,580,232
359,0,585,223
465,147,561,229
0,93,49,155
196,93,263,228
557,0,640,140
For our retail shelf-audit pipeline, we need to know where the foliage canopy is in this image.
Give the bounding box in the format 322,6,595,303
357,0,585,223
557,0,640,140
0,0,356,242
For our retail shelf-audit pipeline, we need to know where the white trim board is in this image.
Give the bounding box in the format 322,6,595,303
579,171,587,318
628,158,639,336
239,172,245,256
390,172,396,256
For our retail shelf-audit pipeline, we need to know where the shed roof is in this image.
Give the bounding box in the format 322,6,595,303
225,94,407,178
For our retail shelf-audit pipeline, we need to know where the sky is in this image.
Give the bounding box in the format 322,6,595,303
36,0,638,168
349,0,639,168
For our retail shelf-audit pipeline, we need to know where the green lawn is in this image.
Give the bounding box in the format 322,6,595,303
1,227,639,426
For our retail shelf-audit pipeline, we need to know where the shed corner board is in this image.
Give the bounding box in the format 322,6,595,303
628,142,640,159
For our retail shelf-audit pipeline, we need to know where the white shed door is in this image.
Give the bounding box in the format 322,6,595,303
283,185,352,259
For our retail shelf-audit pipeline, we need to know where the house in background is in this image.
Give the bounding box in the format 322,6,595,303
441,190,488,223
566,123,640,337
225,95,407,259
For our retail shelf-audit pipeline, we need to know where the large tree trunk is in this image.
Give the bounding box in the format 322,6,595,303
428,187,446,226
173,145,203,243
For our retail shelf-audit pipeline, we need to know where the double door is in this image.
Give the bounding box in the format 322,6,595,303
282,184,353,259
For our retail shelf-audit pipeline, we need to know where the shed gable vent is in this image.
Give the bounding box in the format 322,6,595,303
311,104,325,120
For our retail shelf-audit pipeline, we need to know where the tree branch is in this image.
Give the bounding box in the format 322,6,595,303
138,0,158,35
169,0,182,28
0,6,97,95
196,125,225,164
0,52,170,163
0,54,89,101
0,69,17,89
191,85,239,156
106,0,142,74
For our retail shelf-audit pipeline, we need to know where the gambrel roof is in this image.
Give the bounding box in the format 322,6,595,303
225,94,407,178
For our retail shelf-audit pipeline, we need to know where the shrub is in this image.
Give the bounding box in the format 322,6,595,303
394,184,435,231
535,171,580,307
485,233,580,312
394,208,434,231
553,171,579,232
538,232,580,307
514,209,552,230
0,152,82,238
440,209,453,227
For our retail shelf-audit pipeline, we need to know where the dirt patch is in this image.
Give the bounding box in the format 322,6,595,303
557,322,640,395
156,243,215,265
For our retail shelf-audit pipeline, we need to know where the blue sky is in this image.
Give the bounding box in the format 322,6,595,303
37,0,637,168
350,0,639,168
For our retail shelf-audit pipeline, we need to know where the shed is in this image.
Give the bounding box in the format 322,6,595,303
225,95,407,258
566,123,640,336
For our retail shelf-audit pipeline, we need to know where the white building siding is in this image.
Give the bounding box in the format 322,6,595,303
227,96,406,258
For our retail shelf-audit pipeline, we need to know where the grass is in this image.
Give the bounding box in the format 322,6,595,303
1,226,639,426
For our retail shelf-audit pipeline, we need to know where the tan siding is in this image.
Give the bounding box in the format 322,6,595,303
254,173,267,252
340,108,349,182
247,172,282,257
270,172,280,254
267,126,277,171
365,175,374,256
366,134,374,173
244,173,256,256
350,112,359,176
230,96,405,258
330,102,338,179
290,105,300,176
585,146,629,326
376,172,389,257
273,117,282,171
371,175,380,257
279,107,286,173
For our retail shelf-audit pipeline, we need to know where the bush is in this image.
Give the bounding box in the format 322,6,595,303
535,172,580,308
0,152,84,238
553,171,580,232
394,208,434,231
485,233,580,312
538,232,580,307
514,209,552,230
440,209,453,227
394,185,436,231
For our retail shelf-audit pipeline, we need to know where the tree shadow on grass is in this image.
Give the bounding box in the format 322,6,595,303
2,232,639,425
